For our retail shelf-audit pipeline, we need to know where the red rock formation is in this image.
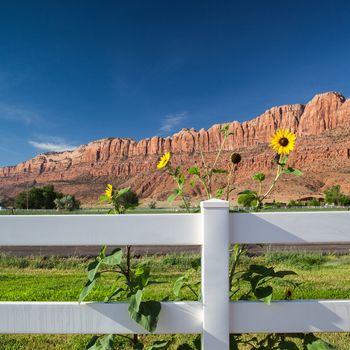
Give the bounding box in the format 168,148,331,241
1,91,350,204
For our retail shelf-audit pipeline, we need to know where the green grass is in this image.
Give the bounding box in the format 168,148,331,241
0,207,190,215
1,252,350,349
1,206,348,216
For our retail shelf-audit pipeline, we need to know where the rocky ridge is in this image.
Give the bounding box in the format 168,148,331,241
1,92,350,203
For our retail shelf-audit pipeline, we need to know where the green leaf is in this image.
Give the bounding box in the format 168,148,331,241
249,264,274,276
237,192,258,207
129,299,161,333
307,339,334,350
274,270,298,278
254,286,273,304
98,245,107,259
98,334,115,350
79,278,97,303
117,187,131,197
252,172,266,182
146,339,173,350
134,263,151,289
279,341,299,350
188,166,200,176
173,276,186,297
167,189,180,203
238,189,255,195
86,336,100,349
129,289,143,313
87,260,101,281
101,248,123,266
284,167,303,176
178,174,185,187
104,287,124,302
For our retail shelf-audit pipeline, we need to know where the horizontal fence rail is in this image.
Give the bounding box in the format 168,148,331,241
230,300,350,333
0,214,201,245
230,211,350,244
1,211,350,246
0,302,202,334
0,200,350,350
1,300,350,334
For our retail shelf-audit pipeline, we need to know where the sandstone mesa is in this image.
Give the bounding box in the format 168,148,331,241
1,91,350,204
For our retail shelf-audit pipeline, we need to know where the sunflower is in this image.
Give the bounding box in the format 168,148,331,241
105,184,113,199
157,152,171,169
270,129,296,155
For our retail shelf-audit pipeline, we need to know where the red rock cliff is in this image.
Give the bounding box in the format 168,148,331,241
1,91,350,203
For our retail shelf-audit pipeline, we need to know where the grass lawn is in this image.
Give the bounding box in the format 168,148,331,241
0,252,350,349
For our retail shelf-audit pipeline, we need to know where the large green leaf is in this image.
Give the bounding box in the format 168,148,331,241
307,339,334,350
129,289,143,313
129,299,162,333
173,276,186,297
101,248,123,266
87,260,101,281
254,286,273,304
249,264,274,276
86,334,116,350
79,278,97,302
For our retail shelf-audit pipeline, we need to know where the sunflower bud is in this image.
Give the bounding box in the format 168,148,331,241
230,153,241,164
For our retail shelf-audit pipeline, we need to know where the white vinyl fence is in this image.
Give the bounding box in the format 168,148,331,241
1,199,350,350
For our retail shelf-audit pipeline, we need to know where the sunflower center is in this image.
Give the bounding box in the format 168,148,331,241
279,137,289,147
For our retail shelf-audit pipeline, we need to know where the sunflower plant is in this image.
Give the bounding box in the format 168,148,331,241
238,129,302,210
79,184,163,350
160,127,332,350
99,184,139,214
157,151,191,212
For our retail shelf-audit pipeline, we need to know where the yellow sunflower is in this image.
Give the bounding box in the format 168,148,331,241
270,129,296,155
157,152,171,169
105,184,113,199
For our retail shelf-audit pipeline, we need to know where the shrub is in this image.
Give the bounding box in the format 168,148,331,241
148,201,157,209
54,195,80,211
15,185,64,209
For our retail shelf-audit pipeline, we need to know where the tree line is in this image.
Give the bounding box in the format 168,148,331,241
0,185,80,211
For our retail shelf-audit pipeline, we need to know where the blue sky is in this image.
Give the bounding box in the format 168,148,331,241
0,0,350,166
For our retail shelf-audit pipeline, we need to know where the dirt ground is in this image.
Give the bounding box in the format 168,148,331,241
1,244,350,257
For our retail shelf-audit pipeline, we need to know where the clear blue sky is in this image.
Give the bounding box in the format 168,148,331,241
0,0,350,166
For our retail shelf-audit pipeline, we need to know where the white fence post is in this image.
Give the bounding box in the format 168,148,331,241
201,199,230,349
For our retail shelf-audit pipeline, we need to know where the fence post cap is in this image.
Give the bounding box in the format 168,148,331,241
200,199,229,208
